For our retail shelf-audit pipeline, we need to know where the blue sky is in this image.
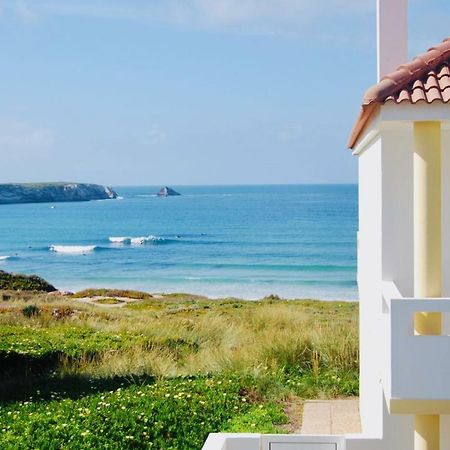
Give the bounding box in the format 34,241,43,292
0,0,449,186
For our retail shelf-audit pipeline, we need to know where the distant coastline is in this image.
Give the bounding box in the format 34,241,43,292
0,182,117,205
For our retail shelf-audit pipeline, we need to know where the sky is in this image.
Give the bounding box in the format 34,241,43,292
0,0,449,186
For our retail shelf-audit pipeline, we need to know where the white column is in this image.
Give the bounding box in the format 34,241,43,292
414,121,442,450
377,0,408,81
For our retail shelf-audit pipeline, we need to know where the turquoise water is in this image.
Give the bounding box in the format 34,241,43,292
0,185,357,300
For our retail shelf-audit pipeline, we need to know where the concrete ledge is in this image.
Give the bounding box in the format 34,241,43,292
202,433,384,450
202,433,260,450
389,398,450,415
261,434,346,449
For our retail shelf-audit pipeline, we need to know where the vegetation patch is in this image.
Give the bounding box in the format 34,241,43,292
0,292,359,449
0,270,56,292
21,304,40,318
0,376,287,450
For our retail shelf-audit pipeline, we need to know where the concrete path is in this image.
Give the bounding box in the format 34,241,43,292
301,399,361,435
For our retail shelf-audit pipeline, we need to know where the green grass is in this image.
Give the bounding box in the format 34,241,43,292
0,376,285,450
0,290,359,449
0,325,142,357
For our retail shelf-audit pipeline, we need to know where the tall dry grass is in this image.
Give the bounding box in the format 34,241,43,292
65,301,357,381
1,293,359,396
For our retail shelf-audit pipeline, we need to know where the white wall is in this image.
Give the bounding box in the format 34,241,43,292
357,125,415,448
358,138,383,437
381,125,414,296
379,125,415,448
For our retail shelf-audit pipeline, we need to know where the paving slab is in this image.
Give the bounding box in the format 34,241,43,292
301,398,361,435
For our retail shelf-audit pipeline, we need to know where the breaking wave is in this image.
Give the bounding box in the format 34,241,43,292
109,236,131,244
50,245,98,255
0,255,10,261
109,235,167,245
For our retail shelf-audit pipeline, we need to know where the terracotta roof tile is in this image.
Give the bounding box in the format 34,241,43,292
349,38,450,149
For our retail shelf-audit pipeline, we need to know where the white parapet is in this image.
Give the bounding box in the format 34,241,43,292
381,282,450,416
201,433,389,450
202,433,260,450
202,432,416,450
386,297,450,413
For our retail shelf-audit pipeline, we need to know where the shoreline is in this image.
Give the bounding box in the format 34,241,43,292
1,268,358,302
57,285,359,302
42,287,359,304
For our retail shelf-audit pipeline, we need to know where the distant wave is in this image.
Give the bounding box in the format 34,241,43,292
50,245,97,255
109,236,131,244
109,235,169,245
0,255,10,261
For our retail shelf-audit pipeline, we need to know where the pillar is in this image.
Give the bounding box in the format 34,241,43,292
414,121,442,450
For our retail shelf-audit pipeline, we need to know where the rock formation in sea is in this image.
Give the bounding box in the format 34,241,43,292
157,186,181,197
0,182,118,205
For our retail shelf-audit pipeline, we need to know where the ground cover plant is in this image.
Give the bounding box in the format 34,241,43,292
0,289,359,449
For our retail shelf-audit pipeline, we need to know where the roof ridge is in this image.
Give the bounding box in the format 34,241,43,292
363,38,450,106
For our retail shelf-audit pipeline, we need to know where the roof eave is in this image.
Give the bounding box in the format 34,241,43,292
348,103,380,149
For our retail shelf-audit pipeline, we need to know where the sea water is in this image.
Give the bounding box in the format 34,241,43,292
0,185,357,300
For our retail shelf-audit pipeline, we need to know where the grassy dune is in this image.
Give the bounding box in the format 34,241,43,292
0,290,359,449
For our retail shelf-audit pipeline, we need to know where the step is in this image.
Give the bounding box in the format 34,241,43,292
301,398,361,435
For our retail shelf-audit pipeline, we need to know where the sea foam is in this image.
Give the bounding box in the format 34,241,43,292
0,255,10,261
109,237,131,244
109,235,165,245
50,245,97,255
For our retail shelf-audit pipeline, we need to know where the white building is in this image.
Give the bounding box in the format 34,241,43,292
202,1,450,449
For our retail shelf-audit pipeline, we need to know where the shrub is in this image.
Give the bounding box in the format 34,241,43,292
22,305,40,318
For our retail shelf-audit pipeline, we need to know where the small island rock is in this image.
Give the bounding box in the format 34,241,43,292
157,186,181,197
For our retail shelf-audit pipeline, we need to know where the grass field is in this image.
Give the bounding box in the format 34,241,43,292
0,290,359,449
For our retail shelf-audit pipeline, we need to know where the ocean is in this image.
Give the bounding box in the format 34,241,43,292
0,185,358,300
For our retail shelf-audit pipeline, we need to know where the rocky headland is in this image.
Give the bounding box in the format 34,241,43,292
0,182,118,205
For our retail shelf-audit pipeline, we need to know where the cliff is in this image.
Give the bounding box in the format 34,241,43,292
0,183,118,205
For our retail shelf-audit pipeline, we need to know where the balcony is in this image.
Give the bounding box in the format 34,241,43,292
382,282,450,414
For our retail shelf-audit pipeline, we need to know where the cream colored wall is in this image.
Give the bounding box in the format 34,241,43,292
442,416,450,450
441,127,450,325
